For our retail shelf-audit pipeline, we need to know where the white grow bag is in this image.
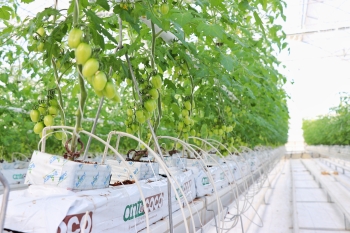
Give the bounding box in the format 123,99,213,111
2,179,169,233
107,159,159,182
25,151,111,190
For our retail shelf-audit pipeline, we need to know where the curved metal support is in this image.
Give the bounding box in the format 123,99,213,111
41,126,152,233
157,137,223,212
100,130,196,233
0,171,10,232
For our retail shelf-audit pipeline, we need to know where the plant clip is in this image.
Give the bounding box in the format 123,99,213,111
63,138,85,160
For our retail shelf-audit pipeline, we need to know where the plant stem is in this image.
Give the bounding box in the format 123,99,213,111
71,65,87,154
150,22,156,70
51,58,66,125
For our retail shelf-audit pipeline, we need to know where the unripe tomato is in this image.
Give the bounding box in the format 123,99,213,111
178,122,184,131
92,71,107,91
126,109,133,116
49,99,58,107
103,81,117,99
184,117,191,125
37,42,44,52
36,27,45,37
30,109,40,122
68,28,83,49
112,93,121,103
44,115,54,126
136,110,145,123
126,127,133,134
184,101,191,110
160,3,169,14
144,99,156,112
94,89,104,97
190,129,196,136
48,106,58,116
126,79,132,85
183,133,189,140
38,104,47,114
54,132,63,140
149,88,159,99
151,75,162,89
75,43,92,65
182,109,188,117
82,58,99,77
33,122,44,134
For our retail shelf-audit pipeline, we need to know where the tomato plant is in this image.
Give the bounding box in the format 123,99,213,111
0,0,290,157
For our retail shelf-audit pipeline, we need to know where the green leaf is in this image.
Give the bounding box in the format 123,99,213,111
170,12,193,27
20,0,35,3
220,54,235,72
197,23,224,39
96,0,110,11
171,103,180,115
253,11,266,39
0,6,12,20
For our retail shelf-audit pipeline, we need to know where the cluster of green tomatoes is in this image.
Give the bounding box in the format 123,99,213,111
68,28,120,102
124,73,162,134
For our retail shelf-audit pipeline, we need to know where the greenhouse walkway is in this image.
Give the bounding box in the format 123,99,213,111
224,157,350,233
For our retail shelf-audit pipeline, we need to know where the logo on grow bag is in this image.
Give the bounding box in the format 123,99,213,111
43,170,58,183
28,162,35,173
57,212,93,233
175,180,193,200
123,192,164,222
58,171,68,184
75,172,86,188
202,177,209,185
13,173,26,180
49,155,60,164
220,172,225,180
91,172,99,186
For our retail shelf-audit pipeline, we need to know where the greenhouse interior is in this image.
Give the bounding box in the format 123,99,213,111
0,0,350,232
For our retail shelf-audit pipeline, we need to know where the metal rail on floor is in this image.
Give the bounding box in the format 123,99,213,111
290,161,300,233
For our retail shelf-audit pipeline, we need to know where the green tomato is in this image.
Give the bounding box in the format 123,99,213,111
144,99,156,112
151,75,162,89
49,99,58,107
30,109,40,122
36,27,45,37
182,109,188,117
75,43,92,65
48,106,58,116
94,89,104,97
136,110,145,124
82,58,99,78
178,122,184,131
184,117,191,125
160,3,169,14
126,109,133,116
33,122,44,134
149,88,159,99
190,129,196,136
92,71,107,91
54,131,63,140
103,81,116,100
112,91,121,103
37,42,44,52
38,104,47,114
68,28,83,49
126,79,132,85
126,127,133,134
184,101,191,111
44,115,54,126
